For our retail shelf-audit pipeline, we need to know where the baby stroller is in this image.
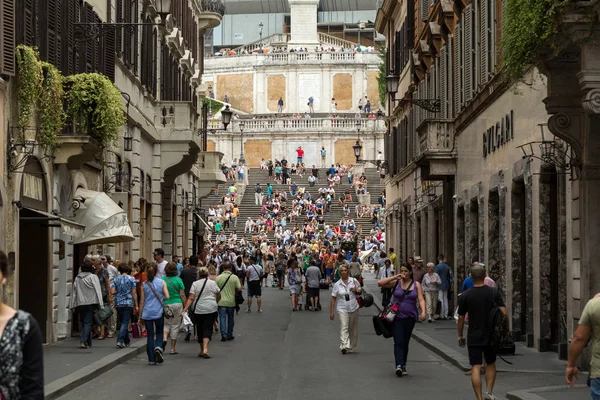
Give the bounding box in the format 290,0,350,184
271,272,279,288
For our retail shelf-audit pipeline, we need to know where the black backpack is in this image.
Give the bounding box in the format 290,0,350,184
488,289,510,350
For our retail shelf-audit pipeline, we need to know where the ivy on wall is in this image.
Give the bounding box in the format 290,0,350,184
501,0,570,83
15,45,43,128
38,62,65,147
377,47,387,108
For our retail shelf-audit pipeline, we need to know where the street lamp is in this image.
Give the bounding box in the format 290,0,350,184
239,121,246,165
353,140,363,162
259,22,264,49
221,105,233,129
386,71,400,101
123,128,133,152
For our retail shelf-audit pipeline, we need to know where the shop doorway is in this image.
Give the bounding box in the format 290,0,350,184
19,208,50,341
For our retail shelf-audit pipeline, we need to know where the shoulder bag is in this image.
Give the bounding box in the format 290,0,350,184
190,279,209,322
145,280,174,319
251,265,264,280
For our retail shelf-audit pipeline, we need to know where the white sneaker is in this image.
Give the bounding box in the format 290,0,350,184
258,309,263,313
484,392,497,400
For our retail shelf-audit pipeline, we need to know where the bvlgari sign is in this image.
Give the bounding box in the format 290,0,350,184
483,110,514,157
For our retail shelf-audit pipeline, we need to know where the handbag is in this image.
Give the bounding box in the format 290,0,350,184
132,323,141,339
235,291,245,305
145,280,174,319
93,304,113,326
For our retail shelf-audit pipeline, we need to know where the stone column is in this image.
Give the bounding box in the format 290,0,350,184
151,143,163,251
427,205,436,263
130,126,142,262
287,0,320,49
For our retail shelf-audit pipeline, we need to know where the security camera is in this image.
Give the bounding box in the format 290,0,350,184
12,200,22,209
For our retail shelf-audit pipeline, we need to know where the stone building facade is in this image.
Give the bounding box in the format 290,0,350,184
378,0,571,358
0,0,225,342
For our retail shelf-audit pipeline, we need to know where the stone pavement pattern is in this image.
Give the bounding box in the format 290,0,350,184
44,275,590,400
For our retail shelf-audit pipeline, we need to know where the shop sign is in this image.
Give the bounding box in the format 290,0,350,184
483,110,514,157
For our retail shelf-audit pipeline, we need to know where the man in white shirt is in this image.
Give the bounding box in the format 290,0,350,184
102,254,119,337
245,217,254,234
154,248,168,279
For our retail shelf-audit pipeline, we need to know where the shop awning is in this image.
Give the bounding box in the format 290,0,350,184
21,208,86,239
72,188,135,245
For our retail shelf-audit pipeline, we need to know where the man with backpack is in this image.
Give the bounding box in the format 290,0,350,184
457,263,507,400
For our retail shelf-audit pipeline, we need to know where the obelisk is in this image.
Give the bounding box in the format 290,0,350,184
287,0,321,49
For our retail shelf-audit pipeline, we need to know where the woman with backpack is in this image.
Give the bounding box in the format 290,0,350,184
378,263,426,377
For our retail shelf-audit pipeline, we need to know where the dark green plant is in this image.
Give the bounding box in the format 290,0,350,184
38,62,65,147
377,47,387,107
15,45,43,127
64,73,126,147
203,97,225,115
501,0,570,83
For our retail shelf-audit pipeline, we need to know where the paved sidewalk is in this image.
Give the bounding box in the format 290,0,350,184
44,336,146,399
362,274,589,400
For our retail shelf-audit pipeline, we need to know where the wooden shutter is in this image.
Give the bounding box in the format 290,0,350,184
454,23,461,115
151,29,157,98
116,0,122,56
104,20,116,81
420,0,429,22
61,0,74,75
480,0,489,85
440,46,447,119
84,3,93,72
133,0,139,75
0,0,16,76
23,0,36,46
464,5,473,102
44,0,62,68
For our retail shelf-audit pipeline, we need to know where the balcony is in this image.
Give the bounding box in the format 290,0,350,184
55,124,102,170
197,151,227,198
157,101,201,187
415,119,456,180
226,117,386,134
203,52,382,70
198,0,224,33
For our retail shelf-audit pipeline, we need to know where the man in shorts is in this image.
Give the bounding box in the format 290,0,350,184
245,257,263,313
457,264,506,400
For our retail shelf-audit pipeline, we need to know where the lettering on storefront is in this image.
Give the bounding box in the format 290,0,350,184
483,110,514,157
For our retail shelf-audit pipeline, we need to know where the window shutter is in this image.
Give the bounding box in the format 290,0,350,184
151,29,157,97
116,0,123,56
453,23,461,116
133,0,139,75
0,0,16,76
440,47,447,119
84,3,93,72
480,0,489,85
105,23,116,81
24,0,36,46
420,0,429,22
464,5,473,102
47,0,62,68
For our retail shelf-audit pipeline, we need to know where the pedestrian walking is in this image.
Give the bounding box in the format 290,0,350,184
246,257,263,313
422,262,441,323
162,262,186,355
435,254,451,319
377,258,394,307
378,263,426,377
296,146,304,164
308,96,314,113
138,264,170,365
330,265,362,354
288,259,302,311
216,262,242,341
183,267,221,358
278,97,284,113
180,255,199,342
320,147,327,168
255,183,263,205
0,250,44,398
457,263,506,400
566,292,600,395
111,262,138,348
305,262,321,311
72,260,104,348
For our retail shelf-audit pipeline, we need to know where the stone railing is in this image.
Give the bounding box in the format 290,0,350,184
204,52,381,70
317,32,357,49
231,33,290,53
228,118,385,133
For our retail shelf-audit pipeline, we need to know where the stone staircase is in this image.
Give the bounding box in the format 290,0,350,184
202,167,385,242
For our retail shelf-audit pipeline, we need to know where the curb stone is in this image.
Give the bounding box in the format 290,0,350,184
44,341,147,400
363,279,471,371
506,384,588,400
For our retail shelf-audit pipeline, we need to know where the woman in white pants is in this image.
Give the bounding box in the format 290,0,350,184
422,262,441,322
330,265,362,354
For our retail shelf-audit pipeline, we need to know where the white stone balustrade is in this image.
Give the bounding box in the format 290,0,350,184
204,52,381,69
225,118,385,134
